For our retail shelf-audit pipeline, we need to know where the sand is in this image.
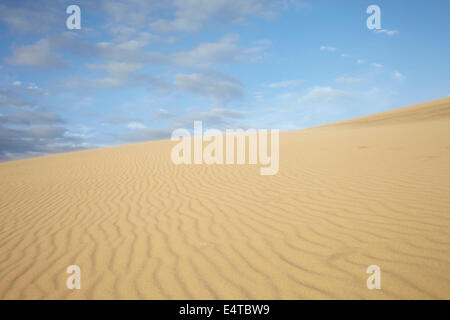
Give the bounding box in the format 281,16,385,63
0,97,449,299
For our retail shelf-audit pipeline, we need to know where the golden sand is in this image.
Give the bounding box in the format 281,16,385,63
1,97,449,299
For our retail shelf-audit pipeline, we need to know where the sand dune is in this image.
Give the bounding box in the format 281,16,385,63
1,97,449,299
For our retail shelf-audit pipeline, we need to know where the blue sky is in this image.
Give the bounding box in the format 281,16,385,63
0,0,449,160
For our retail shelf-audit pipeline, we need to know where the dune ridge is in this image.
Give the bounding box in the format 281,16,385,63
0,97,449,299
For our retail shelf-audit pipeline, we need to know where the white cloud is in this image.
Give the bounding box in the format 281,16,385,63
87,61,142,76
85,61,143,87
173,34,240,68
392,71,406,80
97,32,156,52
253,39,272,46
254,92,264,102
27,125,67,139
0,2,61,34
96,33,167,64
5,38,65,69
157,108,171,116
265,80,304,88
174,73,243,105
335,76,364,84
0,110,64,125
13,81,21,86
0,90,30,107
127,121,147,129
100,0,163,37
357,59,365,64
27,82,39,90
371,63,384,68
320,46,337,52
297,86,354,105
150,0,294,33
172,34,264,69
374,29,399,36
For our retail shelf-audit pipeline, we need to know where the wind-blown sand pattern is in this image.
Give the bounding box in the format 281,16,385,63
1,97,449,299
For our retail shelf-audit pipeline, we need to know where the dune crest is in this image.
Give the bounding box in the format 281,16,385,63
1,97,449,299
